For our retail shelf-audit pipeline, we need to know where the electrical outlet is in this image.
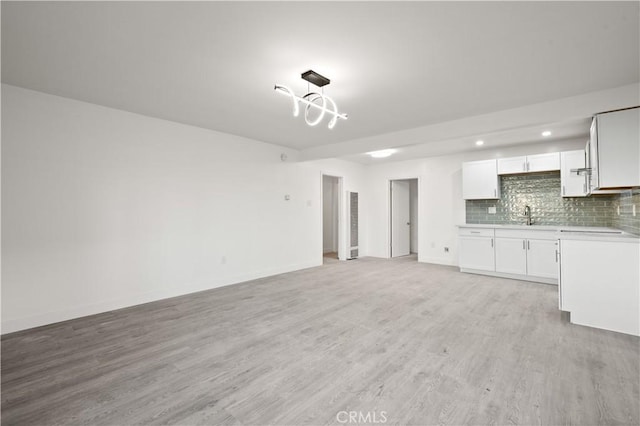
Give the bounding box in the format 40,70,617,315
488,206,496,214
221,256,227,264
430,242,435,248
617,205,620,216
444,247,449,253
633,204,637,217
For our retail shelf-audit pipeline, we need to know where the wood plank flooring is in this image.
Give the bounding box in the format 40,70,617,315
2,256,639,425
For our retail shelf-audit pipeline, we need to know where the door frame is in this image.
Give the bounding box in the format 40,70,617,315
321,173,345,261
388,177,421,259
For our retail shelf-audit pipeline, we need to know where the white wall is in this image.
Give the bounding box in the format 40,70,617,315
1,85,368,333
0,83,582,333
365,139,585,265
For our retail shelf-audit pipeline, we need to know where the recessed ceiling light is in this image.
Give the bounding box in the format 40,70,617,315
542,130,552,137
368,149,397,158
475,140,484,146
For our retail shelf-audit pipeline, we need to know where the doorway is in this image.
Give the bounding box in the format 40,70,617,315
322,175,342,262
390,178,418,258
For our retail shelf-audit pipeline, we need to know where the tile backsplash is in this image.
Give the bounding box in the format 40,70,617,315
612,189,640,235
466,172,621,228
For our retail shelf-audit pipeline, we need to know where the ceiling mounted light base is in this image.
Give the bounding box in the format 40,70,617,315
275,70,347,129
301,70,330,87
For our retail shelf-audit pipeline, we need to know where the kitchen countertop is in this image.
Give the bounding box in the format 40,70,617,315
458,223,640,243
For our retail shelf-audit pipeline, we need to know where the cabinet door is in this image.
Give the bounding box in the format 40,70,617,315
497,156,527,175
526,239,558,280
597,107,640,188
560,150,588,197
462,160,499,200
527,152,560,173
495,238,527,275
459,236,495,271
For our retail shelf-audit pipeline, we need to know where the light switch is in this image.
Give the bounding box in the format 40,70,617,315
488,206,496,214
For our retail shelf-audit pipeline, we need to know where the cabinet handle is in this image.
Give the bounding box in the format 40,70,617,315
526,161,530,171
523,162,526,171
491,238,494,248
527,240,530,250
555,250,559,263
522,240,525,250
470,231,480,234
493,189,497,197
562,186,565,196
583,183,587,194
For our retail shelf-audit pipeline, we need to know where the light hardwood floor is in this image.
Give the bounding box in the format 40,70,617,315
2,256,639,425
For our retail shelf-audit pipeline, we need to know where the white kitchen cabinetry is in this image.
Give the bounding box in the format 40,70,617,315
559,238,639,336
459,227,557,284
527,153,561,173
526,239,558,279
497,156,528,174
560,150,588,197
458,228,495,271
462,160,499,200
494,234,558,282
498,153,560,175
494,238,527,275
589,107,640,190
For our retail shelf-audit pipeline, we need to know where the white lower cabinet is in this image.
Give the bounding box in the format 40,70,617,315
526,239,558,279
495,238,527,275
559,238,639,336
459,236,495,271
459,226,558,284
495,237,558,281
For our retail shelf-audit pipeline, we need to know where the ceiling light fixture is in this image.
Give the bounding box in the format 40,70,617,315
368,149,397,158
274,70,348,129
475,140,484,146
542,130,552,137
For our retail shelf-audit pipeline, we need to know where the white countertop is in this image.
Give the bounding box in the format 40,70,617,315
458,223,640,243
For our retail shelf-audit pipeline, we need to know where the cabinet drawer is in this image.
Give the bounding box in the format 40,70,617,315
459,228,494,237
495,229,557,240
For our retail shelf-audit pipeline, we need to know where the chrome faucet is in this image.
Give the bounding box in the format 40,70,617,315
524,205,532,226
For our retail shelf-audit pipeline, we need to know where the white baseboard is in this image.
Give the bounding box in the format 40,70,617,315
419,256,457,266
1,259,321,335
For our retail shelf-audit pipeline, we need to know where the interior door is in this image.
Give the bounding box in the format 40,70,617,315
391,180,410,257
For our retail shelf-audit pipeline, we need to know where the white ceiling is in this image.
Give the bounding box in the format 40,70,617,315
2,1,639,161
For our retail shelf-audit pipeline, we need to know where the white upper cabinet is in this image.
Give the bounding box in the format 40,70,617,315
498,153,560,175
560,150,588,197
497,156,527,174
527,153,560,172
462,159,500,200
590,107,640,189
